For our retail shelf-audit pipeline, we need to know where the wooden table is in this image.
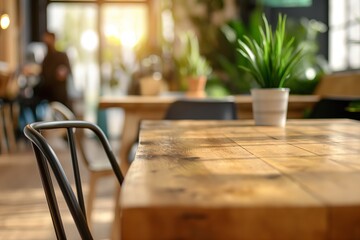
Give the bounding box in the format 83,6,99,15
120,119,360,240
99,95,319,173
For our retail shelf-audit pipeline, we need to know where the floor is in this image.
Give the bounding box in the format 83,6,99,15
0,136,119,240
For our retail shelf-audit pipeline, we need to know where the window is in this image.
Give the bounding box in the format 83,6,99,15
47,1,149,125
48,3,98,122
329,0,360,71
101,4,148,96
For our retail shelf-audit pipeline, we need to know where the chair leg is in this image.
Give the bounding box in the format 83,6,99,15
111,183,121,240
0,106,6,153
3,103,17,153
86,173,97,229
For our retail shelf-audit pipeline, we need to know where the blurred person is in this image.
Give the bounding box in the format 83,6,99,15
37,31,72,110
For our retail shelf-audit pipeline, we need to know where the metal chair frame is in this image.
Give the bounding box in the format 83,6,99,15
24,120,124,240
48,102,117,225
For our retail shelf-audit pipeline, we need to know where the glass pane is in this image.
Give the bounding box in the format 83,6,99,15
329,0,360,71
329,0,345,71
101,3,148,96
329,0,346,27
47,3,99,122
329,29,347,71
348,0,360,69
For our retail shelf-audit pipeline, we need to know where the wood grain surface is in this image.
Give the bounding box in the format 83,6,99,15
120,119,360,240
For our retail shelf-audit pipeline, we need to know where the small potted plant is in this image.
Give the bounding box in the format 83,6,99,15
176,31,212,97
237,13,303,126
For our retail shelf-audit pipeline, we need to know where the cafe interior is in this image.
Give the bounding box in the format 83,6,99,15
0,0,359,239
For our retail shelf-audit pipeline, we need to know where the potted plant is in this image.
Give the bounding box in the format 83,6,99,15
176,31,212,97
237,13,303,126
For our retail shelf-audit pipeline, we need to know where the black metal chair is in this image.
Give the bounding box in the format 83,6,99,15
128,98,238,162
47,101,119,227
164,99,238,120
23,120,124,240
308,97,360,120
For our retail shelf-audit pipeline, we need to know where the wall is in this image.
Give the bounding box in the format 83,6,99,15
0,0,19,71
266,0,329,60
0,0,18,71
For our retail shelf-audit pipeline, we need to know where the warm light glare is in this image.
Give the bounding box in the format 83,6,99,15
81,30,99,51
0,14,10,30
103,5,147,49
104,25,119,38
120,30,138,48
104,25,141,48
104,25,121,44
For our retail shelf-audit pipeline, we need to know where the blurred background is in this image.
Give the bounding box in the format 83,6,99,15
0,0,359,129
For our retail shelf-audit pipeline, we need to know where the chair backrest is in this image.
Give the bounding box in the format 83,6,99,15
0,70,19,100
47,102,93,171
164,99,238,120
24,120,124,239
48,101,76,121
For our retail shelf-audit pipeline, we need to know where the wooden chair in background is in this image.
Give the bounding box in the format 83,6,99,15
311,72,360,120
0,71,18,153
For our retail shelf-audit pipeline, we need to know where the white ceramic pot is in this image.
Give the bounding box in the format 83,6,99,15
251,88,290,127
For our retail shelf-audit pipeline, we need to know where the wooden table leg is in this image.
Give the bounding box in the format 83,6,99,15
119,113,141,174
118,109,168,174
110,184,121,240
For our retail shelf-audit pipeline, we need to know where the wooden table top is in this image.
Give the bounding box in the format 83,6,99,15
99,94,320,174
120,119,360,240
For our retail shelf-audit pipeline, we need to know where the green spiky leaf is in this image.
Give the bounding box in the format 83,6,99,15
237,13,304,88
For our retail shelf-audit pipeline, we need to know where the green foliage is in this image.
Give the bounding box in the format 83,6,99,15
237,14,304,88
205,75,231,97
347,101,360,113
218,9,263,93
176,31,212,78
283,18,330,94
